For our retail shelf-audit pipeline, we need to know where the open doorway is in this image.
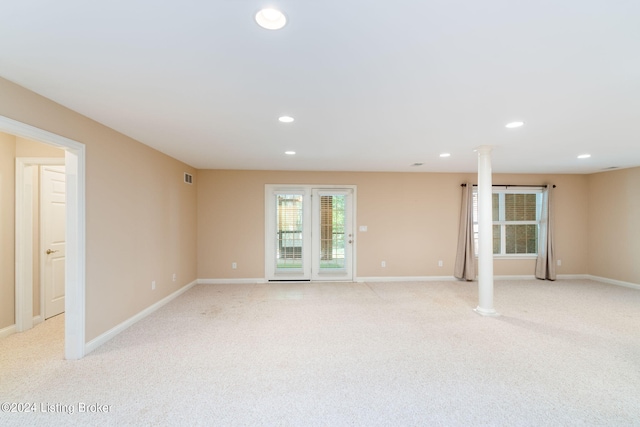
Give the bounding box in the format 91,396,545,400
14,156,66,329
1,115,86,360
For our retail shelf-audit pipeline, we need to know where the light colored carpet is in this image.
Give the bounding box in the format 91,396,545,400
1,279,639,426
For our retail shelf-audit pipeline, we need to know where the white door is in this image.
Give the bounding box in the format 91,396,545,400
311,189,353,281
265,186,354,281
41,165,66,319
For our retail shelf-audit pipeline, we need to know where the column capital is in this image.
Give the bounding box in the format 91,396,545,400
474,145,494,154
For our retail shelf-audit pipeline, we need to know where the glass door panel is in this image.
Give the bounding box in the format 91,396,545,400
266,189,310,281
312,189,353,281
276,194,304,271
319,195,346,270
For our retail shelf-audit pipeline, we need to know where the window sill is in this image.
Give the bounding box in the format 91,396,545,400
476,255,538,260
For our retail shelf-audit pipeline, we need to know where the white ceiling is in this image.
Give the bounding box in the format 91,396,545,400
1,1,639,174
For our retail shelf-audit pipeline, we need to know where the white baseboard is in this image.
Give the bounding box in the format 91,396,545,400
0,324,16,339
488,275,585,280
197,275,585,283
453,274,589,281
85,280,197,355
359,274,594,282
0,315,49,340
357,276,456,282
200,276,457,284
510,273,638,289
587,275,640,290
198,278,266,284
494,275,536,280
557,274,590,280
195,275,639,290
359,275,550,282
359,275,584,282
199,276,457,284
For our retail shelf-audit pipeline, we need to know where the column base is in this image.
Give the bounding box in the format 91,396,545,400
474,306,500,317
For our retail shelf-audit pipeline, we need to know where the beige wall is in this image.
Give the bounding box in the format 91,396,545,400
1,134,66,328
587,167,640,284
16,136,66,158
1,77,198,341
2,74,637,345
197,170,589,280
0,132,16,329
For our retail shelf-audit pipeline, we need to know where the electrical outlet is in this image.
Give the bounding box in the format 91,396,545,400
232,262,237,269
438,260,443,267
381,261,386,268
151,280,156,290
172,273,176,282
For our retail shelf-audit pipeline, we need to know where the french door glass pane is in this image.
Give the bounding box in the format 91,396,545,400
276,194,303,269
320,195,346,270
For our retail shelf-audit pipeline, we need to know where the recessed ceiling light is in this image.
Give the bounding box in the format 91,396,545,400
285,151,296,155
577,154,591,159
279,116,294,123
255,8,287,30
439,153,451,158
505,121,525,128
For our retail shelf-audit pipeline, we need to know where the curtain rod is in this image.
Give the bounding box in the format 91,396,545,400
460,184,556,188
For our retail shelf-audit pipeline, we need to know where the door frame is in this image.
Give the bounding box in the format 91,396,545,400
5,115,86,360
264,184,357,282
15,158,65,329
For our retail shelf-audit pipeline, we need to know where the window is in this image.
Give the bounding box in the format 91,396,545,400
473,188,543,256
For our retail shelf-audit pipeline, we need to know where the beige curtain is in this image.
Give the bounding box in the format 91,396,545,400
454,183,476,280
535,185,556,280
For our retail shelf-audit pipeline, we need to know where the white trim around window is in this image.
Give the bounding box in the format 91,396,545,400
473,187,544,258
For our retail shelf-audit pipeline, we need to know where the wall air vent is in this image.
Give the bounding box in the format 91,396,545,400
184,173,193,184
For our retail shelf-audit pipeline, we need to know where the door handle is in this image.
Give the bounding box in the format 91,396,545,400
46,249,59,255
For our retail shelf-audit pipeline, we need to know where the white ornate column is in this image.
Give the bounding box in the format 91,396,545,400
475,146,499,316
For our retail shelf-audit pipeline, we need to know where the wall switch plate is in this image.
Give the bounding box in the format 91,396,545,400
151,280,156,290
438,260,443,267
557,259,562,266
172,273,176,282
381,261,386,268
232,262,237,269
359,225,368,232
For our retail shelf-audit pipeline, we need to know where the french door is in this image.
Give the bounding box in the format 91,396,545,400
265,185,355,281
